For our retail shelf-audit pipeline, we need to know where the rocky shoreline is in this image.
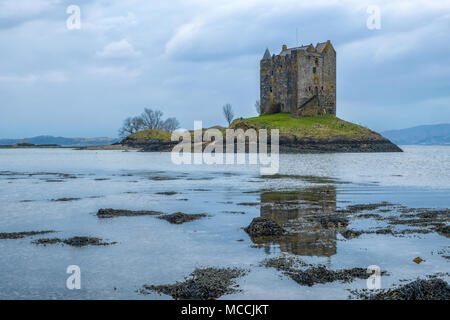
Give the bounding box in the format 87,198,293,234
119,136,402,153
276,136,402,153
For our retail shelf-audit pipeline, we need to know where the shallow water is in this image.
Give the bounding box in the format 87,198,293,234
0,146,449,299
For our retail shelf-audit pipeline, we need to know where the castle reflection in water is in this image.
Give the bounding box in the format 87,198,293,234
253,186,339,257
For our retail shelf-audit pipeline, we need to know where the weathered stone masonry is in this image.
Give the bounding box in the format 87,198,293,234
260,41,336,117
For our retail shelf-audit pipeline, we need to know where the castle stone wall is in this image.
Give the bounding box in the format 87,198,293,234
260,41,336,118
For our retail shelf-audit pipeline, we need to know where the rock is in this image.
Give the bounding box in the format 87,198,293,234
340,202,393,213
262,257,387,287
97,208,163,218
261,256,308,271
155,191,178,195
287,265,370,287
158,212,207,224
434,224,450,237
375,228,394,235
413,257,425,264
340,229,363,239
356,278,450,300
318,216,349,228
32,236,115,247
0,230,55,239
51,197,81,202
237,202,260,206
244,217,285,237
140,267,247,300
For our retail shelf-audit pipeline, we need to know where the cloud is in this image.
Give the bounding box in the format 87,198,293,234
340,12,450,64
0,0,62,29
0,71,67,84
0,0,59,19
0,74,38,83
83,12,138,32
84,65,141,79
96,39,141,58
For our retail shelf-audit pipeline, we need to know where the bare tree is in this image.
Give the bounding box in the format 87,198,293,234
119,108,181,138
162,117,180,132
255,100,261,116
141,108,164,130
222,103,234,126
131,116,144,132
119,116,144,138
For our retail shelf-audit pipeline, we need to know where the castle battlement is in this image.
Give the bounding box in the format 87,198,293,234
260,40,336,117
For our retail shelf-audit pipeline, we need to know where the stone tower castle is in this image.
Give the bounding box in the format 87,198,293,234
260,40,336,117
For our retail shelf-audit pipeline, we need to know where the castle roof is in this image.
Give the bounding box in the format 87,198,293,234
315,42,327,53
279,45,310,56
262,48,271,60
279,41,332,57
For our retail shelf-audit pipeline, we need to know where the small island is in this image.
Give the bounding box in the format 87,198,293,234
119,40,401,154
119,113,401,153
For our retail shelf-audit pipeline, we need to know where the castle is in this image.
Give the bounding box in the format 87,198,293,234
260,40,336,117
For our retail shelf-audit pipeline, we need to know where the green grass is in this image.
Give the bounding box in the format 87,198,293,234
127,129,172,142
230,113,383,141
127,114,385,143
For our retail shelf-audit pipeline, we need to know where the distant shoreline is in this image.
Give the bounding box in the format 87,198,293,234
0,144,137,150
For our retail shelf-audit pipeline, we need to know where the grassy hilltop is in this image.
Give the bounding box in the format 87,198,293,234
230,113,386,141
126,129,172,142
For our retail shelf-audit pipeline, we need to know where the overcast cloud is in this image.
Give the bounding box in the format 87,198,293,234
0,0,449,138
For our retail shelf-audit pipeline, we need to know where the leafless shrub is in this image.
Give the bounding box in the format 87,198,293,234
119,108,180,138
118,116,144,138
223,103,234,126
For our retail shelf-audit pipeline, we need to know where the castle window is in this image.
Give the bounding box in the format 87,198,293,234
313,67,317,74
270,87,272,92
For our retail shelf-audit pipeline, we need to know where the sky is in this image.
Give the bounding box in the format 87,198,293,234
0,0,449,138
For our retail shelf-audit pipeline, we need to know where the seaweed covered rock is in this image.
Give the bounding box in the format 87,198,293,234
434,224,450,237
262,256,387,287
244,217,285,237
33,236,115,247
319,216,349,229
140,267,247,300
288,265,368,286
97,208,162,218
340,229,363,239
158,212,207,224
0,230,55,239
356,278,450,300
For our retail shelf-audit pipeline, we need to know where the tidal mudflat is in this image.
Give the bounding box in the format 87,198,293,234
0,147,449,299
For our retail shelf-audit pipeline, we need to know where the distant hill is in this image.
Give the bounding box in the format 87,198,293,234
0,135,118,147
382,124,450,145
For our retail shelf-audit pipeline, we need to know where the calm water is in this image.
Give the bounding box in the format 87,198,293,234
0,146,449,299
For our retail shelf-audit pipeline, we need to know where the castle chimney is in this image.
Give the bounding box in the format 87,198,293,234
282,44,287,51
